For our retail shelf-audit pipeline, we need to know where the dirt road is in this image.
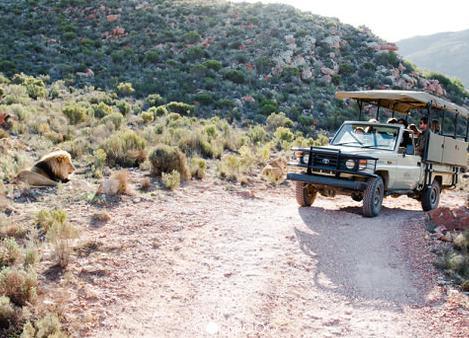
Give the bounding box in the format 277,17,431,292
44,180,467,337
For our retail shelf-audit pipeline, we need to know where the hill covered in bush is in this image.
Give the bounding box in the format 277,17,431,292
0,0,467,130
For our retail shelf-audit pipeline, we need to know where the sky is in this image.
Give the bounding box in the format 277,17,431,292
230,0,469,42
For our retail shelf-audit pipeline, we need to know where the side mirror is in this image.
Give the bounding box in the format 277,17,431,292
328,137,333,144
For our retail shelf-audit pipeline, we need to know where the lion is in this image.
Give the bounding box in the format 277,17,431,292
261,157,288,183
15,150,76,187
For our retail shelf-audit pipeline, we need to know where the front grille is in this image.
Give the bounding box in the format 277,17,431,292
309,151,339,170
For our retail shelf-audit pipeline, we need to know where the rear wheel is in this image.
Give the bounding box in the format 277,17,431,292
421,180,441,211
362,177,384,217
295,181,317,207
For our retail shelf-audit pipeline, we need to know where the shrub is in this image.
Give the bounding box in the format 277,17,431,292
12,73,47,99
161,170,181,190
247,125,268,144
223,69,245,84
166,102,194,116
141,111,154,123
63,103,88,124
183,31,201,44
0,238,22,268
149,144,191,181
36,209,67,234
101,112,124,129
101,129,147,167
23,313,67,338
203,60,222,71
23,245,39,268
116,82,135,96
0,268,37,306
93,101,114,118
150,105,168,117
190,157,207,180
274,127,294,142
45,212,79,269
116,100,131,115
146,94,164,107
266,112,293,131
0,296,15,330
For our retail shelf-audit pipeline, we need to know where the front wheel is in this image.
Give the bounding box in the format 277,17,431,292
295,181,317,207
362,177,384,217
421,180,441,211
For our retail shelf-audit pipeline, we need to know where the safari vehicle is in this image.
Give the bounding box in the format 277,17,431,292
287,90,469,217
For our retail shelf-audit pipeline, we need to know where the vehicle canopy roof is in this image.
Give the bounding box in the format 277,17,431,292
336,90,469,119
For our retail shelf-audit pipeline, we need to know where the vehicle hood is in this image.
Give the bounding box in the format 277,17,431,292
315,145,393,158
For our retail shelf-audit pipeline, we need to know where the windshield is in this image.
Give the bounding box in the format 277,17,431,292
332,123,399,151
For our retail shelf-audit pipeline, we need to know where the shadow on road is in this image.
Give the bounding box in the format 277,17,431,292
295,204,432,309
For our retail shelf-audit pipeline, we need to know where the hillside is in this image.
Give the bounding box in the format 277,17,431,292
0,0,467,131
397,29,469,88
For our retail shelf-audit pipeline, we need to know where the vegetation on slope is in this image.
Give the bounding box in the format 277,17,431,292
0,0,466,131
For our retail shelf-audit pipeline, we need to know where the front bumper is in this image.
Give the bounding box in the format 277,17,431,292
287,173,368,191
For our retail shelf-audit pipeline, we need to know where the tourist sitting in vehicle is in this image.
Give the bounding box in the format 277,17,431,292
409,123,420,138
431,119,441,134
415,117,430,156
397,118,412,150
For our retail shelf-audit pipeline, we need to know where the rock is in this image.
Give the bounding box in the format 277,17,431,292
301,68,313,81
375,43,398,52
428,207,469,231
320,74,332,84
106,14,120,23
322,36,341,49
320,67,335,76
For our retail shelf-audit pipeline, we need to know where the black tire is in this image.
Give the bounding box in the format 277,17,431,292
421,180,441,211
362,177,384,217
295,181,317,207
351,192,363,202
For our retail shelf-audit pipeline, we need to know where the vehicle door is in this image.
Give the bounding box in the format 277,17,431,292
396,130,423,190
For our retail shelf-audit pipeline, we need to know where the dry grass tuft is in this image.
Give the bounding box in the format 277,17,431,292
139,177,152,191
161,170,181,190
190,157,207,180
0,267,37,306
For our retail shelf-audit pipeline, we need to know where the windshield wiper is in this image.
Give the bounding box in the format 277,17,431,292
335,141,363,146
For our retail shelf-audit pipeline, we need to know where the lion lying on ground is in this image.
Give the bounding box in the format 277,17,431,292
261,157,288,183
16,150,76,186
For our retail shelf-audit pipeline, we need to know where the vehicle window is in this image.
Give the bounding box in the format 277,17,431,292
332,124,399,150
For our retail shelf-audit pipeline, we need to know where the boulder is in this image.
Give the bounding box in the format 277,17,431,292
428,206,469,231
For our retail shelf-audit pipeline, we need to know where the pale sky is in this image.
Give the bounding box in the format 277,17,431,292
230,0,469,41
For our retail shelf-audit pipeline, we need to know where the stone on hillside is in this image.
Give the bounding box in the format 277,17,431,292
320,67,335,76
320,74,332,84
301,68,314,81
322,36,341,49
106,14,120,22
375,43,398,52
423,79,446,96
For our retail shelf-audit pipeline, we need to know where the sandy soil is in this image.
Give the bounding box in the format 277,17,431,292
11,176,468,337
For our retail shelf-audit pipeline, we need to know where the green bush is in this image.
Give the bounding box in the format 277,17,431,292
63,103,88,124
12,73,47,99
149,144,191,181
116,100,131,115
116,82,135,96
141,111,154,123
203,60,222,71
145,94,164,107
161,170,181,190
266,112,293,131
36,209,67,233
149,105,168,117
101,112,124,129
93,101,114,118
190,157,207,179
223,69,245,84
247,125,268,144
22,313,67,338
101,129,147,167
166,102,195,115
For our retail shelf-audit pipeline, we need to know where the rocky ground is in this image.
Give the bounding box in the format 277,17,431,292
7,173,469,337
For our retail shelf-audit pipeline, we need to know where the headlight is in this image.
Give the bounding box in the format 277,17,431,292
345,159,355,170
358,159,367,170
